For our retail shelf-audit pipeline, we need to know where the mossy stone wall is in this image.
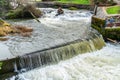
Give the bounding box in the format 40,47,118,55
92,17,105,28
91,17,120,41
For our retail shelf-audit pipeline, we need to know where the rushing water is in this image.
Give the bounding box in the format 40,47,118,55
2,8,120,80
1,8,92,58
9,43,120,80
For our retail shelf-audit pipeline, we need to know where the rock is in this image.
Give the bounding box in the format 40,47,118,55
56,7,64,16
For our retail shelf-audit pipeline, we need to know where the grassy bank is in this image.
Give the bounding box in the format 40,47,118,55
106,6,120,14
57,0,90,5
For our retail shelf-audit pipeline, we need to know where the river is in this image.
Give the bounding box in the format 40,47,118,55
1,8,120,80
9,43,120,80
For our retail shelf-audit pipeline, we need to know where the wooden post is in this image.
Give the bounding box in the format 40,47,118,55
94,4,98,15
94,1,99,15
107,38,117,43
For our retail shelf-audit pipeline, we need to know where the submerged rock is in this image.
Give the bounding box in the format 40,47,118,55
56,7,64,16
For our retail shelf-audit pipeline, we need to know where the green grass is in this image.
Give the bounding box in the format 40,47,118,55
57,0,90,5
33,0,90,4
106,6,120,14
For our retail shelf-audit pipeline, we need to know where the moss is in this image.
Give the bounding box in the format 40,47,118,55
91,24,120,41
0,62,3,70
6,4,42,19
68,7,78,10
105,28,120,40
6,9,22,19
92,17,105,28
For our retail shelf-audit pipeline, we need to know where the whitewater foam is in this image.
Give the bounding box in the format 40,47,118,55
9,43,120,80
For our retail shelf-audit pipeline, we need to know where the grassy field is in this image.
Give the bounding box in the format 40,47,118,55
106,6,120,14
32,0,90,4
57,0,90,5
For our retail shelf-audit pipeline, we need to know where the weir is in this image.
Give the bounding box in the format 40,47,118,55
0,33,105,78
0,8,105,79
19,34,105,70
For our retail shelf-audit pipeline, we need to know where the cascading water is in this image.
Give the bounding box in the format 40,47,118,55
9,43,120,80
0,8,110,80
4,8,92,56
18,35,105,71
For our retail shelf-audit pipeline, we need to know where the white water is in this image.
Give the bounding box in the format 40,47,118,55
1,8,92,60
9,43,120,80
40,8,92,20
0,43,15,60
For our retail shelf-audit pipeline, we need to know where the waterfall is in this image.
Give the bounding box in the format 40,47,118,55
13,62,18,73
9,43,120,80
0,8,106,80
19,34,105,71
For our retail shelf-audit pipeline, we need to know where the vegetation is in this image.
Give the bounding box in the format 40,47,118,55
0,0,10,9
92,17,120,41
57,0,90,5
0,62,2,70
106,6,120,14
0,0,10,17
0,19,13,37
92,17,105,28
0,19,33,38
6,4,42,19
68,7,78,10
94,0,116,5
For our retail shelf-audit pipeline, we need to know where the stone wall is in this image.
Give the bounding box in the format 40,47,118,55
91,17,120,41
